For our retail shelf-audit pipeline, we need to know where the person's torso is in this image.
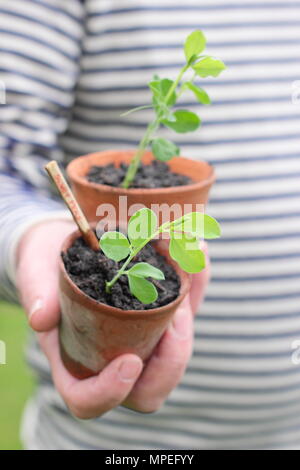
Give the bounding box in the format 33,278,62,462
26,0,300,449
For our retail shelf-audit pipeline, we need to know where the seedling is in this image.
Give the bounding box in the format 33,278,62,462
100,208,221,304
121,30,226,188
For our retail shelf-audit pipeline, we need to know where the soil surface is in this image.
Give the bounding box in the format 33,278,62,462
87,161,193,188
62,236,180,310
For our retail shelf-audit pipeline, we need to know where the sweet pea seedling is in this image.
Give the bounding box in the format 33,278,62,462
100,208,221,304
121,30,226,188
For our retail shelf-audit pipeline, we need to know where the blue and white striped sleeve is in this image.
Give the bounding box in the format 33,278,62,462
0,0,85,301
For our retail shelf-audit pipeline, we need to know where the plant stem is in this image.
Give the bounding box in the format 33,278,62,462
105,253,134,293
121,63,189,189
105,222,171,292
164,64,189,104
120,104,153,117
121,118,160,189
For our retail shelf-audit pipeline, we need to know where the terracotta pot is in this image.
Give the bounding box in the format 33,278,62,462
59,228,191,380
67,150,215,225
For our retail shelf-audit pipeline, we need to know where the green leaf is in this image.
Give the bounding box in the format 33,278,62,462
169,231,205,273
160,79,177,106
128,208,158,247
203,214,221,239
184,30,206,64
163,110,201,134
149,78,177,107
100,231,131,262
127,262,165,280
171,212,221,239
152,138,180,161
184,82,211,105
148,80,162,101
164,110,177,122
127,274,158,304
171,212,204,236
193,57,226,78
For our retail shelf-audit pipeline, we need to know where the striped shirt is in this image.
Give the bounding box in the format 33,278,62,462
1,0,300,450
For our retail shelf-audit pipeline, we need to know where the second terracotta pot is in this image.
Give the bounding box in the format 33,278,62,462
67,150,215,225
59,228,191,380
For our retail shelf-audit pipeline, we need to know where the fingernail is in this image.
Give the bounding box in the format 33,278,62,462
119,358,142,383
172,305,191,340
29,299,43,321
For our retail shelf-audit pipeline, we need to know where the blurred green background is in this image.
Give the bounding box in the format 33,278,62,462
0,301,35,450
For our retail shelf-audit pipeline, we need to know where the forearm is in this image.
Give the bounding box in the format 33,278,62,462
0,0,84,300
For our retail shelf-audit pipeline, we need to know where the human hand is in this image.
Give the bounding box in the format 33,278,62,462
17,220,209,419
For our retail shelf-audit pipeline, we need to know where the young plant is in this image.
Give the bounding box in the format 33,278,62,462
121,30,226,188
100,208,221,304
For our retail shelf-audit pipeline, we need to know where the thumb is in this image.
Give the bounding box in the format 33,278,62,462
16,220,74,332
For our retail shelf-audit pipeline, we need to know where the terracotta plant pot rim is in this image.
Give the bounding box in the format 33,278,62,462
67,149,215,196
60,228,191,321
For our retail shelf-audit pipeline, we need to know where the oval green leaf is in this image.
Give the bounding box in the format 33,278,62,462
163,110,201,134
100,231,130,262
152,138,180,162
169,232,205,273
127,274,158,304
203,214,221,239
149,78,177,107
128,262,165,280
184,82,211,105
184,30,206,64
193,57,226,78
171,212,204,237
171,212,221,239
128,208,158,247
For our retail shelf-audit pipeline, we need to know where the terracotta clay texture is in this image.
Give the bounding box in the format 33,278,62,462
67,150,215,225
59,228,191,380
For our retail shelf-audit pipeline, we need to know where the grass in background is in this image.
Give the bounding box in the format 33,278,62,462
0,301,35,450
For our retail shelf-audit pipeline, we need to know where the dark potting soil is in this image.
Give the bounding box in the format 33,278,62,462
87,160,193,189
62,236,180,310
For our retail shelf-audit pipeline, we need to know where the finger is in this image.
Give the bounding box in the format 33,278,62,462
189,242,210,315
40,329,143,420
123,294,193,413
16,221,74,332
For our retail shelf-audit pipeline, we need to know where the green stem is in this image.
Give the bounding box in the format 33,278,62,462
105,221,171,292
105,253,134,293
121,63,190,189
120,104,153,117
177,71,197,101
121,118,160,189
164,64,189,104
